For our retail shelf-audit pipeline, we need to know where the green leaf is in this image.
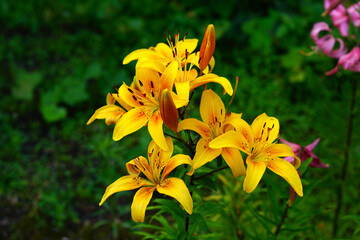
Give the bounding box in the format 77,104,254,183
12,70,42,101
60,77,89,106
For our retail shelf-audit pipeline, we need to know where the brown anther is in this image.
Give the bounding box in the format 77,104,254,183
128,88,134,93
132,95,137,101
139,80,144,87
139,101,144,106
150,81,154,88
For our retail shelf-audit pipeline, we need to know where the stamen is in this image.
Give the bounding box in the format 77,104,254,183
128,88,134,93
150,81,154,88
132,95,137,101
139,80,143,87
139,101,144,106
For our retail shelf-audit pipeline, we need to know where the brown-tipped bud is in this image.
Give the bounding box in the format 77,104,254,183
199,24,216,72
160,89,179,132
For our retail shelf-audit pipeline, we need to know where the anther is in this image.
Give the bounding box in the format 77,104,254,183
128,88,134,93
132,95,137,101
139,101,144,106
150,81,154,88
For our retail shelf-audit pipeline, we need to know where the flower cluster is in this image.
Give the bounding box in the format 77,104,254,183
87,24,303,222
311,0,360,75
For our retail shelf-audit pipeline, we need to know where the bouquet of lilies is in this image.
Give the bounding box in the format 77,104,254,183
87,24,308,237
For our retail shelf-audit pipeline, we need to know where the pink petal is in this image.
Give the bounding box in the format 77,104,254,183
305,138,320,152
348,3,360,27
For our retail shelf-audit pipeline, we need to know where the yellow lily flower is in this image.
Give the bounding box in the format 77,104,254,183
99,137,193,223
177,89,245,177
113,61,188,151
87,93,131,126
209,113,303,196
123,27,233,101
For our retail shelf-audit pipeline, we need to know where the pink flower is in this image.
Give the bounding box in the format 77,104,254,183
326,46,360,75
279,138,329,168
324,0,349,36
279,138,329,206
311,22,347,58
348,3,360,27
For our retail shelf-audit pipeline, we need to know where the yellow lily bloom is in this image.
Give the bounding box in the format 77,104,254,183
209,113,303,196
123,27,233,101
113,61,188,151
177,89,245,177
99,137,193,222
87,93,131,126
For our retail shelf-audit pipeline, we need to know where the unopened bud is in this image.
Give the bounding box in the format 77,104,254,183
199,24,216,72
160,89,179,132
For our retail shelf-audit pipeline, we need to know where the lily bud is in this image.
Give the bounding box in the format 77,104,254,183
199,24,216,72
160,89,179,132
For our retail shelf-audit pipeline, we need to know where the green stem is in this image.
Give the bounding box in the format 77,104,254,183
274,204,290,236
184,175,194,240
332,78,357,237
193,166,229,181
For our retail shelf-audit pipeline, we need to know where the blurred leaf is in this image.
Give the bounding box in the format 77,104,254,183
12,70,42,101
60,77,89,106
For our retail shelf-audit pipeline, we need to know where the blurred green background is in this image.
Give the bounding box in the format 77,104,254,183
1,0,359,239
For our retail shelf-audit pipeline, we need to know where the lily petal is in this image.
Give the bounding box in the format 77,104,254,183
135,67,160,95
175,81,190,101
267,158,303,197
209,131,251,154
126,156,155,183
257,144,301,168
111,93,133,111
188,138,222,175
160,61,179,91
190,73,233,96
87,105,125,125
221,147,245,177
131,187,156,222
243,158,266,193
171,91,189,108
99,175,152,206
148,110,168,151
200,89,225,127
113,107,152,141
123,49,164,65
161,154,192,181
251,113,280,145
157,177,193,215
177,118,211,139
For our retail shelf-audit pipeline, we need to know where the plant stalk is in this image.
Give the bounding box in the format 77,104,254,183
332,78,357,237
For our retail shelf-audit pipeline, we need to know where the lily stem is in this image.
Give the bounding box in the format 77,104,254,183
332,77,358,237
193,166,229,181
184,175,194,240
274,203,290,236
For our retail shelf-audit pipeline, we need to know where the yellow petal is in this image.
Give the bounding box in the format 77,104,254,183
200,89,225,127
160,61,179,91
137,60,166,74
126,157,155,183
177,39,199,59
190,73,233,96
267,158,303,197
257,144,301,168
99,175,152,206
154,42,173,60
157,177,193,214
243,158,266,193
131,187,156,222
188,138,222,175
147,137,173,180
86,105,125,125
135,67,160,95
123,49,163,65
113,107,152,141
177,118,211,138
161,154,192,181
111,93,133,111
251,113,280,145
118,83,146,108
170,91,188,108
148,111,168,151
221,147,245,177
175,81,190,101
209,131,251,154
